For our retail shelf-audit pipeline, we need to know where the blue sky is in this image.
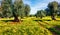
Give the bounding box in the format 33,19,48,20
0,0,60,14
23,0,60,14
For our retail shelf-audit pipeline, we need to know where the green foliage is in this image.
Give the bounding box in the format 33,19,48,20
14,0,25,18
48,1,58,20
48,1,58,12
0,13,3,17
1,0,12,18
58,4,60,16
35,10,46,18
0,0,31,18
24,4,30,17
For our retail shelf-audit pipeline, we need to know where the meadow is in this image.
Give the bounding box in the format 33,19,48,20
0,17,60,35
0,0,60,35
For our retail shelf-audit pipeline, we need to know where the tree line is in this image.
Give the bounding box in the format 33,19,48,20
0,0,60,22
35,1,60,20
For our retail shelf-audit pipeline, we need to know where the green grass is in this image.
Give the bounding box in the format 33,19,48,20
0,17,60,35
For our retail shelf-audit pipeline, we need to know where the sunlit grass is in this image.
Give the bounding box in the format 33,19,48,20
0,19,53,35
0,17,60,35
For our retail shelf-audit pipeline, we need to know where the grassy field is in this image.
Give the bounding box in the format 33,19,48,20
0,17,60,35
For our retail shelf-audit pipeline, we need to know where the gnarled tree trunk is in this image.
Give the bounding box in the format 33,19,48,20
51,13,56,20
13,11,19,22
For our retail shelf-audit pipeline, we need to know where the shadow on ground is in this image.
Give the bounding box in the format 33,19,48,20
34,19,60,35
1,20,23,22
34,19,52,22
1,20,14,22
34,19,60,22
48,25,60,35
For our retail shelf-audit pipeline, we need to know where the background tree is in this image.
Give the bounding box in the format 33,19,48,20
0,5,3,18
1,0,12,18
35,10,46,19
58,3,60,16
48,1,58,20
12,4,19,22
45,8,51,16
14,0,24,18
24,4,30,17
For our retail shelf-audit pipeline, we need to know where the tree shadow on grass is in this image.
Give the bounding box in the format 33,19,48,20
42,19,52,21
34,19,52,26
34,19,60,22
34,19,51,22
1,20,14,22
48,25,60,35
34,19,60,35
1,20,23,22
34,20,43,22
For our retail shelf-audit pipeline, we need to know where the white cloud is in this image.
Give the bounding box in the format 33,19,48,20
23,0,32,6
30,3,48,14
23,0,60,14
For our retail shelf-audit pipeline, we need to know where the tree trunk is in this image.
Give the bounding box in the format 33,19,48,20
51,13,56,20
14,16,19,22
13,12,19,22
40,16,43,19
51,16,56,20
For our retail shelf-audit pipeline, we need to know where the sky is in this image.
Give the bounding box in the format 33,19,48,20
0,0,60,14
23,0,60,14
